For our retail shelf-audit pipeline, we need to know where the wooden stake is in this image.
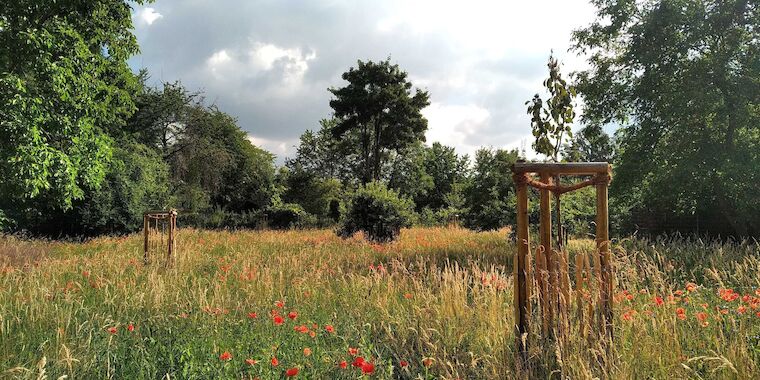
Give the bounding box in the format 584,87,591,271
514,176,530,370
595,170,613,340
167,213,174,267
560,249,571,340
143,214,149,264
538,173,553,336
575,251,585,337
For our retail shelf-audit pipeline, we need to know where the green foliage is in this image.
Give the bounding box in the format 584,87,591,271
386,142,434,207
338,182,414,242
126,81,278,218
329,59,430,184
279,167,343,226
463,148,520,231
0,0,149,210
526,54,577,162
574,0,760,237
2,140,171,236
563,124,614,163
75,141,171,234
558,186,596,238
387,142,468,219
266,203,316,230
286,119,356,185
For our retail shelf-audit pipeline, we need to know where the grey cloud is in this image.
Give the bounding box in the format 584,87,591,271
129,0,594,162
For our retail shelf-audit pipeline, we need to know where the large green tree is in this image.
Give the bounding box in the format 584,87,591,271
329,59,430,184
463,148,521,231
563,124,615,163
574,0,760,237
286,119,356,185
0,0,149,212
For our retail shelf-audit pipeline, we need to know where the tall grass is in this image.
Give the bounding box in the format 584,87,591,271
0,228,758,379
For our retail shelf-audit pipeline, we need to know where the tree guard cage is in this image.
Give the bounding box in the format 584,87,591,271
510,162,612,371
143,210,177,267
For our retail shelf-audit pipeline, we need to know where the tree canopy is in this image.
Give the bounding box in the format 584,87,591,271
329,59,430,184
574,0,760,236
0,0,149,211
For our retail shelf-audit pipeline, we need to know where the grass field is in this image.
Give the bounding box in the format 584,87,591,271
1,227,759,379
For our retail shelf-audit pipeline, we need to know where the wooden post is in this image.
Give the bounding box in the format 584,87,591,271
595,169,612,339
167,212,174,267
575,252,586,337
143,214,149,264
514,174,530,369
538,173,552,336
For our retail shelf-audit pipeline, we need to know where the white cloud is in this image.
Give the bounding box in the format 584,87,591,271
131,0,599,163
136,7,163,26
423,102,491,157
376,0,595,60
247,134,297,159
205,42,317,95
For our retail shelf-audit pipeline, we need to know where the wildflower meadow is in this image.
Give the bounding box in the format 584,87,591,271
1,228,759,379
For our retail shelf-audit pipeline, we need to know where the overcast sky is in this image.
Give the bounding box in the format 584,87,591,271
129,0,598,163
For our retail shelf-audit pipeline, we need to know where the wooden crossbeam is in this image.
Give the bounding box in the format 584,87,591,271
512,162,610,175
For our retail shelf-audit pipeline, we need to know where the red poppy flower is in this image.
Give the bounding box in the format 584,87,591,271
325,325,335,333
271,357,279,366
361,361,375,374
720,289,739,302
348,347,359,356
219,351,232,361
275,300,285,308
352,356,365,367
285,368,299,377
303,347,312,356
273,315,284,325
423,358,433,367
399,360,408,368
107,327,117,334
309,330,316,338
339,360,348,369
82,270,90,278
127,323,135,332
675,308,686,320
248,312,258,319
696,312,709,327
737,305,747,314
288,311,298,320
653,296,664,306
245,358,257,366
403,293,413,299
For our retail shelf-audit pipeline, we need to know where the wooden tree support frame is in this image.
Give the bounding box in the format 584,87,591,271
510,162,613,371
143,210,178,267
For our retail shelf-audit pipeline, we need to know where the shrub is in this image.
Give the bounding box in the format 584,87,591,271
338,182,414,243
266,203,316,229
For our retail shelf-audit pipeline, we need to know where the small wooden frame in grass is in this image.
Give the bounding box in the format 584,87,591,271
510,162,612,372
143,210,178,267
